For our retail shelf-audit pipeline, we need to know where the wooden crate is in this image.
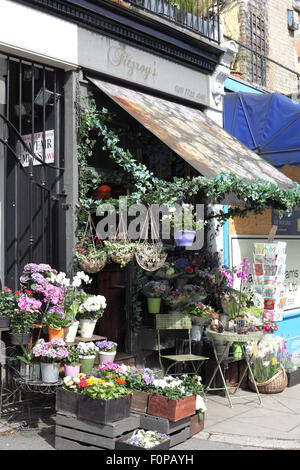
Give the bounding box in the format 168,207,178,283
131,390,149,413
132,410,190,448
189,413,205,437
55,411,140,450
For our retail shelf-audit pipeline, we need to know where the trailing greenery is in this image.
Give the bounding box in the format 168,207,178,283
77,95,300,225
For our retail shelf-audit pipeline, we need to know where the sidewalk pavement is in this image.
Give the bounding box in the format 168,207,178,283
1,384,300,450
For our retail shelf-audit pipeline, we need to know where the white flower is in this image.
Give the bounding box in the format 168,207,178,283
72,271,92,287
196,394,207,412
79,295,107,313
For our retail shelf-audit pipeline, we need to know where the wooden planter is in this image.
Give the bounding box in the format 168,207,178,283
78,394,132,424
131,390,149,413
189,413,205,437
56,388,80,416
147,393,196,422
115,431,170,450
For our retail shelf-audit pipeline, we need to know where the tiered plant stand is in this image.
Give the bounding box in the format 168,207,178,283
205,330,264,408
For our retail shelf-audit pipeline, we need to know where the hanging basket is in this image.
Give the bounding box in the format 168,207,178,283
248,364,288,394
110,252,135,265
135,206,167,272
135,242,167,272
78,253,107,274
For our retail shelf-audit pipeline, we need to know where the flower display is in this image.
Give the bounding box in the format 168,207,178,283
163,289,188,309
246,335,287,383
64,345,81,366
150,374,205,400
182,302,215,320
123,429,169,449
96,340,117,352
10,293,42,333
103,238,138,268
44,306,74,330
78,295,107,320
142,281,168,298
62,373,132,400
76,341,99,358
97,360,129,379
125,368,155,391
32,338,69,363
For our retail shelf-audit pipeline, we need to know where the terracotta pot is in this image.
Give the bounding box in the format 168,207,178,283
48,328,65,342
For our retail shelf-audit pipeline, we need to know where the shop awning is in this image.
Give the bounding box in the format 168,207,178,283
87,77,295,190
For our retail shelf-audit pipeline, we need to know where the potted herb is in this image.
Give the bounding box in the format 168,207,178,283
77,294,107,338
10,293,42,345
64,271,92,342
142,281,168,314
64,345,81,377
96,340,118,364
0,286,17,328
104,237,138,268
76,341,99,375
116,429,170,450
32,337,68,383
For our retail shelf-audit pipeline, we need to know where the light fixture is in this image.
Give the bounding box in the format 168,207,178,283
34,88,55,107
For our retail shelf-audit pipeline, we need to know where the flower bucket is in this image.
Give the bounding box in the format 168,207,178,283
232,343,242,359
174,230,195,247
48,328,65,342
19,363,41,381
0,316,10,328
41,362,60,383
79,319,97,339
98,350,116,365
79,356,95,375
64,321,79,343
64,364,80,377
147,298,161,314
10,332,31,345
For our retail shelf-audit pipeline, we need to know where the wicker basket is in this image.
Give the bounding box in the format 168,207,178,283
248,364,288,394
78,253,107,274
110,252,135,265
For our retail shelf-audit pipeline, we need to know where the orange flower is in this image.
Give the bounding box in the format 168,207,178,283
116,378,125,385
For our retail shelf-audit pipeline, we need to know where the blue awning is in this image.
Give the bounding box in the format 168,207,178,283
224,92,300,167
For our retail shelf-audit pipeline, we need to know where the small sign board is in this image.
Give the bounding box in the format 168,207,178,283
19,130,54,167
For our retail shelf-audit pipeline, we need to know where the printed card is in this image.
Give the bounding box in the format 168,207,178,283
254,263,264,276
254,243,265,255
264,298,275,310
264,265,277,276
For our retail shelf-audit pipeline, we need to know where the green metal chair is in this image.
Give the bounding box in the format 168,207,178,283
156,314,209,376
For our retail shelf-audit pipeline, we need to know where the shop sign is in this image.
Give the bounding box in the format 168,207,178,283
230,236,300,314
19,130,54,167
272,209,300,236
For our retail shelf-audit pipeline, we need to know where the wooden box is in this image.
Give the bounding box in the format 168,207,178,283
189,413,205,437
147,393,196,422
55,411,140,450
78,394,132,425
115,432,171,450
56,388,80,416
132,410,190,448
131,390,149,413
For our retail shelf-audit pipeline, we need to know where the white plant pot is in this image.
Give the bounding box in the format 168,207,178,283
41,362,60,383
64,321,79,343
98,350,117,365
191,325,202,341
79,319,97,339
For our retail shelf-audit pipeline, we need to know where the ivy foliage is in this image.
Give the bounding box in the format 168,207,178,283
77,94,300,226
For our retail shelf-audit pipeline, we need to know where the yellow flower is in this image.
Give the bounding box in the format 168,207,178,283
96,379,106,385
86,377,97,386
272,357,276,366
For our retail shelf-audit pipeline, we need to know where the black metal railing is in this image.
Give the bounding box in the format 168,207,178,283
126,0,221,43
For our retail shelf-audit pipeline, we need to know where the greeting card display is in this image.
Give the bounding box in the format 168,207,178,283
253,242,287,322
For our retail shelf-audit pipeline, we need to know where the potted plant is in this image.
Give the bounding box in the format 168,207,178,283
96,340,118,364
64,271,92,342
182,302,213,341
64,345,81,377
125,367,155,412
77,374,133,424
32,337,69,383
142,281,168,314
147,375,204,421
15,337,43,381
0,286,17,328
9,293,42,345
281,353,300,387
182,284,207,303
163,204,205,247
77,294,107,338
76,341,99,375
104,237,138,268
116,429,170,450
44,306,74,342
76,233,107,274
163,288,188,314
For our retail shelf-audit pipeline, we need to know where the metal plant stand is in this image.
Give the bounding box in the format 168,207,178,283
205,330,264,408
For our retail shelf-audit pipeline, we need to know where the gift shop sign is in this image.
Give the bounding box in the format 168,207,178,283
230,236,300,314
19,130,54,167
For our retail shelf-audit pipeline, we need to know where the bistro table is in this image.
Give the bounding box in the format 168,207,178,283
205,329,264,408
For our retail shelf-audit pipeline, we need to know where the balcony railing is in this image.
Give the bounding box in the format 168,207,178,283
126,0,222,43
